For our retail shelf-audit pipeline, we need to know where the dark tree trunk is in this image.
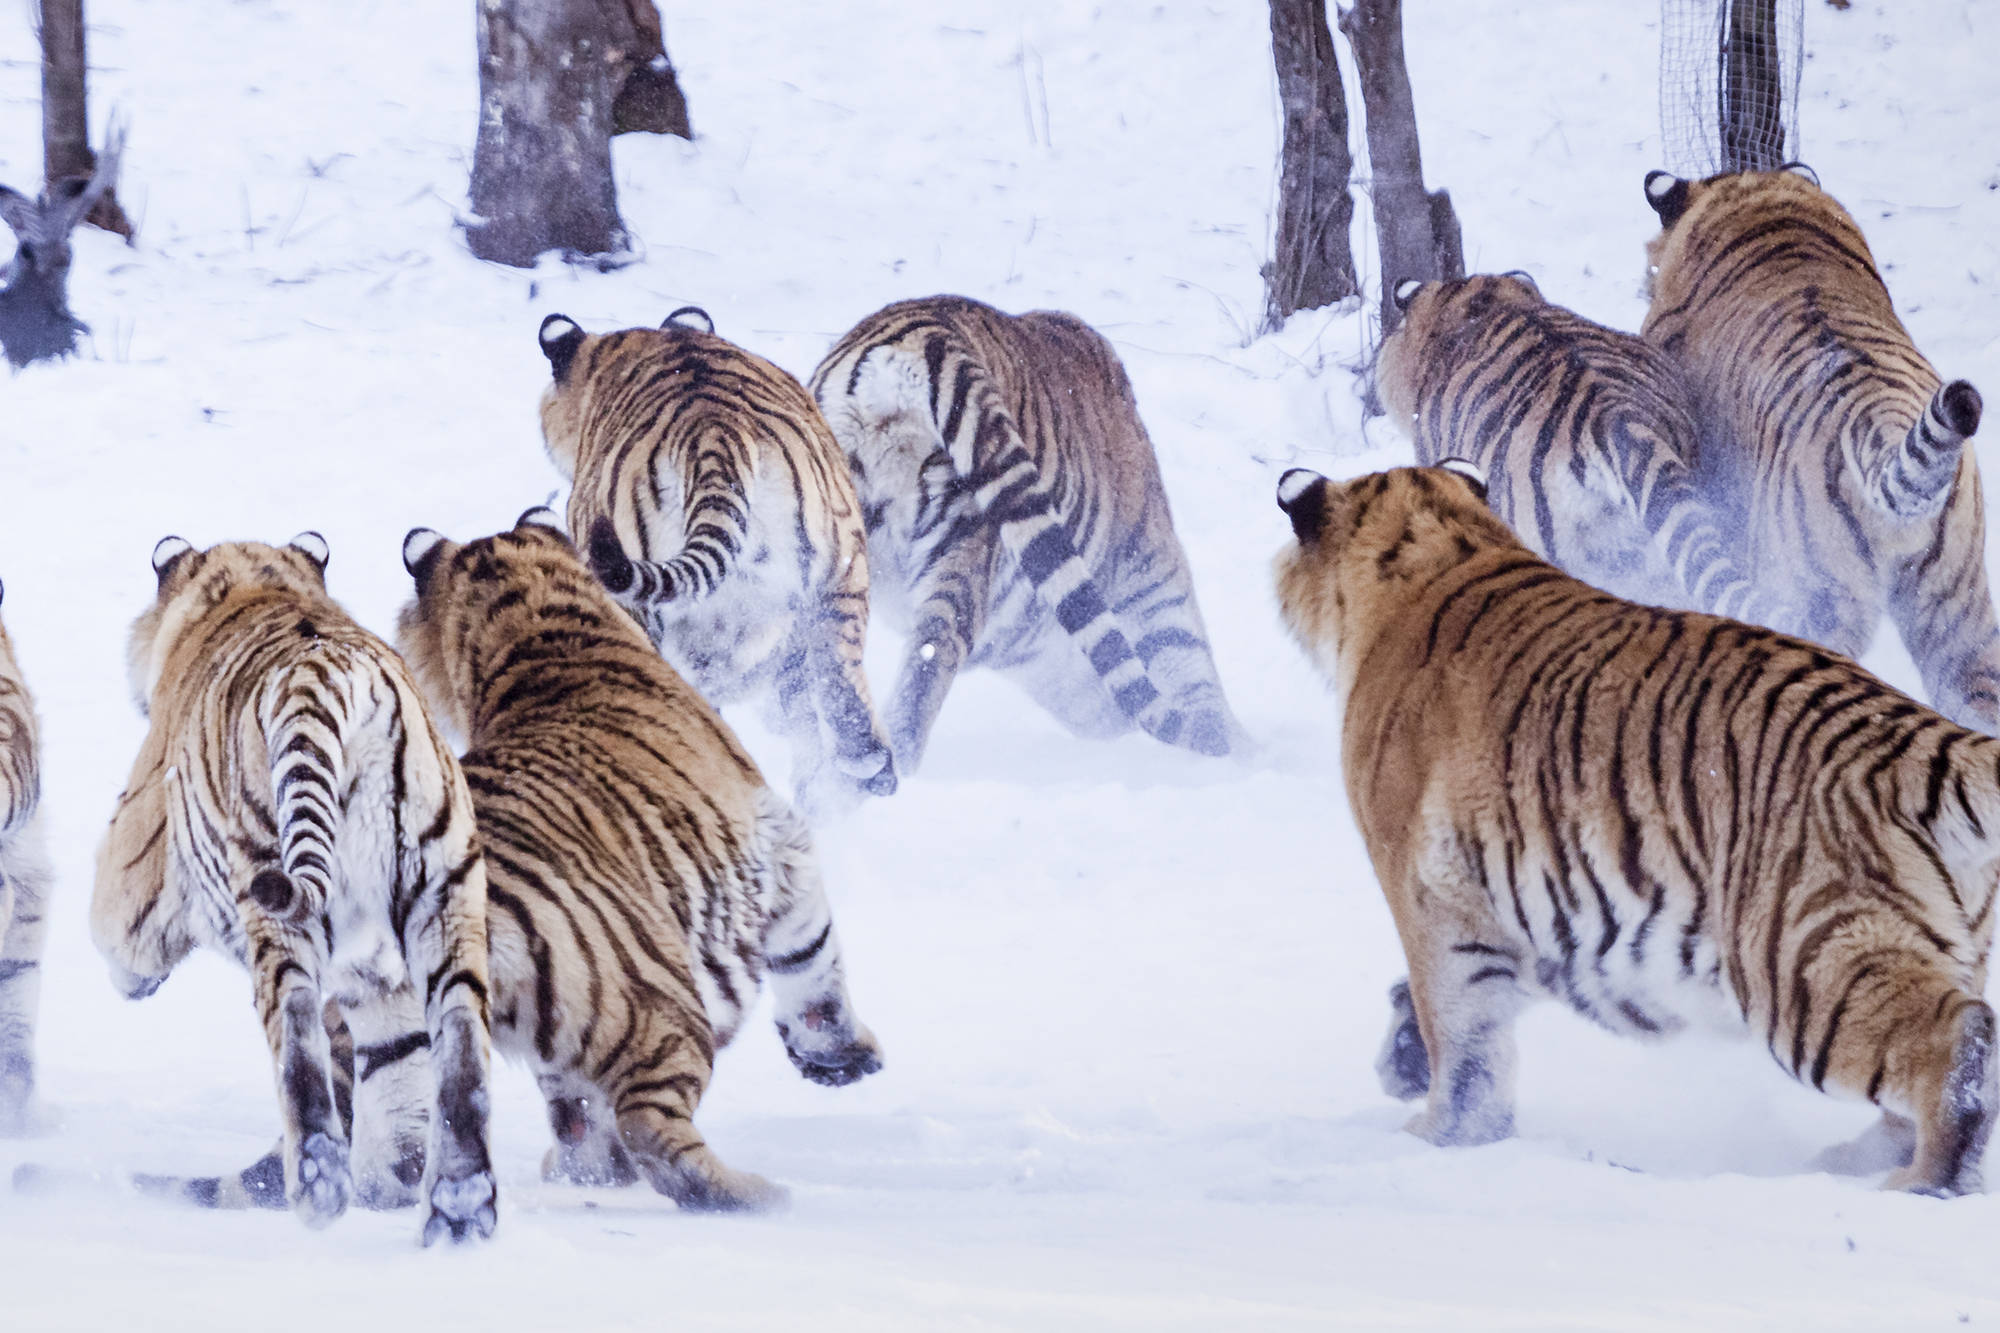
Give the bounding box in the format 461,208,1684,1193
38,0,131,239
467,0,630,268
1339,0,1462,335
1718,0,1785,171
1262,0,1357,334
611,0,692,138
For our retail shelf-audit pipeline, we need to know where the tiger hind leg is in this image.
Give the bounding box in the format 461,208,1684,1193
244,903,350,1228
1879,997,1996,1197
617,1102,788,1213
757,796,883,1087
537,1076,637,1188
803,595,897,799
404,854,496,1245
339,987,431,1210
0,834,51,1134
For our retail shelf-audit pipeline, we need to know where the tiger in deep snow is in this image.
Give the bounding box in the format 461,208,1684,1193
91,535,497,1243
809,294,1240,771
1275,463,2000,1195
537,309,896,813
0,579,52,1137
1376,272,1779,625
1641,165,1996,731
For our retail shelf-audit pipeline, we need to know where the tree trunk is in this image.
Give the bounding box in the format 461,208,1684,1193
1262,0,1357,334
1338,0,1461,335
611,0,691,138
467,0,629,268
38,0,130,239
1718,0,1785,171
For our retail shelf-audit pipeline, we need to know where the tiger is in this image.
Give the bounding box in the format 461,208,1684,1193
1641,165,1996,731
1275,462,2000,1195
0,578,51,1136
1376,272,1779,625
90,534,498,1243
536,308,897,814
808,294,1240,771
140,511,885,1215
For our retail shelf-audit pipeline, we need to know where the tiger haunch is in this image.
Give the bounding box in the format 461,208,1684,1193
0,575,51,1137
1276,465,2000,1195
1377,273,1779,626
1641,166,2000,732
810,294,1240,770
537,313,896,814
92,537,497,1243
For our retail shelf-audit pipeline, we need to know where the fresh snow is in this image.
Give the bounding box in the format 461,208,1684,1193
1,1,1997,1329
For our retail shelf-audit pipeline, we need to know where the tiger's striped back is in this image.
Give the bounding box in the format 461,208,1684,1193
394,511,881,1210
810,295,1239,770
0,586,50,1134
1376,273,1777,623
536,314,895,811
1275,464,2000,1194
1641,167,1997,730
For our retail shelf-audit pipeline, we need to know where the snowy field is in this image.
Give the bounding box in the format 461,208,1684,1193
2,1,1999,1328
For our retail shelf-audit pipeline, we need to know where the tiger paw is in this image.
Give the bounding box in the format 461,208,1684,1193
781,1019,883,1088
420,1164,497,1246
291,1131,352,1229
670,1163,790,1214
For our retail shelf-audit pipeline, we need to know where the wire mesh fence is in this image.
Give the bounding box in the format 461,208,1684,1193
1660,0,1803,176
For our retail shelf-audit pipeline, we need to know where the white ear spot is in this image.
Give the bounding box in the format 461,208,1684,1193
1393,278,1425,310
1276,468,1325,510
1438,457,1487,490
289,531,329,570
152,536,194,575
403,528,446,575
539,315,581,351
1645,172,1681,203
515,506,564,533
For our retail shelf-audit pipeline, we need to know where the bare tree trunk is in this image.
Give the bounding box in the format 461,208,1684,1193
1719,0,1785,171
467,0,629,268
1339,0,1461,335
1263,0,1357,333
612,0,692,138
38,0,131,239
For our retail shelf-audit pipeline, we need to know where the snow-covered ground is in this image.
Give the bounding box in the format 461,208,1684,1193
1,1,1997,1327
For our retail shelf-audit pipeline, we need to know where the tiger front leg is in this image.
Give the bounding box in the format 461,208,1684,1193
406,853,497,1245
757,799,882,1087
243,901,351,1228
882,542,990,773
804,580,897,799
0,835,51,1133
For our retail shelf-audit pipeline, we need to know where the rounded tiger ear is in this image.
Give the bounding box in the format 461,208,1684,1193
1392,279,1426,312
1779,161,1820,187
403,528,447,583
152,536,194,584
515,505,565,533
1501,269,1539,294
288,531,329,573
539,314,586,384
1644,170,1691,226
662,305,715,334
1437,457,1489,503
1276,468,1330,544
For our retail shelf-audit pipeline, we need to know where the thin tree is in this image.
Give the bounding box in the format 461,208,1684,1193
1338,0,1462,335
1718,0,1784,170
1262,0,1357,334
38,0,131,238
466,0,690,268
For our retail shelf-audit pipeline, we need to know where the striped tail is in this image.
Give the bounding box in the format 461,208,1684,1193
134,1149,287,1211
925,348,1189,746
259,666,348,923
585,428,750,606
1872,379,1983,519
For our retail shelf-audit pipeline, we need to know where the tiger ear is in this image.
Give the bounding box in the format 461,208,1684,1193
1392,279,1426,312
152,536,194,585
1780,161,1820,187
515,505,565,533
661,305,715,334
1276,468,1331,544
1437,457,1489,503
539,314,586,384
288,531,329,574
1501,269,1539,294
1645,170,1691,226
403,528,447,585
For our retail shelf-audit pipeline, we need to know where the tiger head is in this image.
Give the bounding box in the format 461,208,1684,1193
1641,163,1852,301
397,507,637,745
1375,272,1546,428
127,535,331,717
536,310,721,483
1273,463,1520,697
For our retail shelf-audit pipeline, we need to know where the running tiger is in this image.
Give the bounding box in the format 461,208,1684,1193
810,295,1239,770
1642,165,1997,730
537,309,896,812
91,535,498,1243
0,580,51,1136
1276,463,1999,1194
1377,272,1776,623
